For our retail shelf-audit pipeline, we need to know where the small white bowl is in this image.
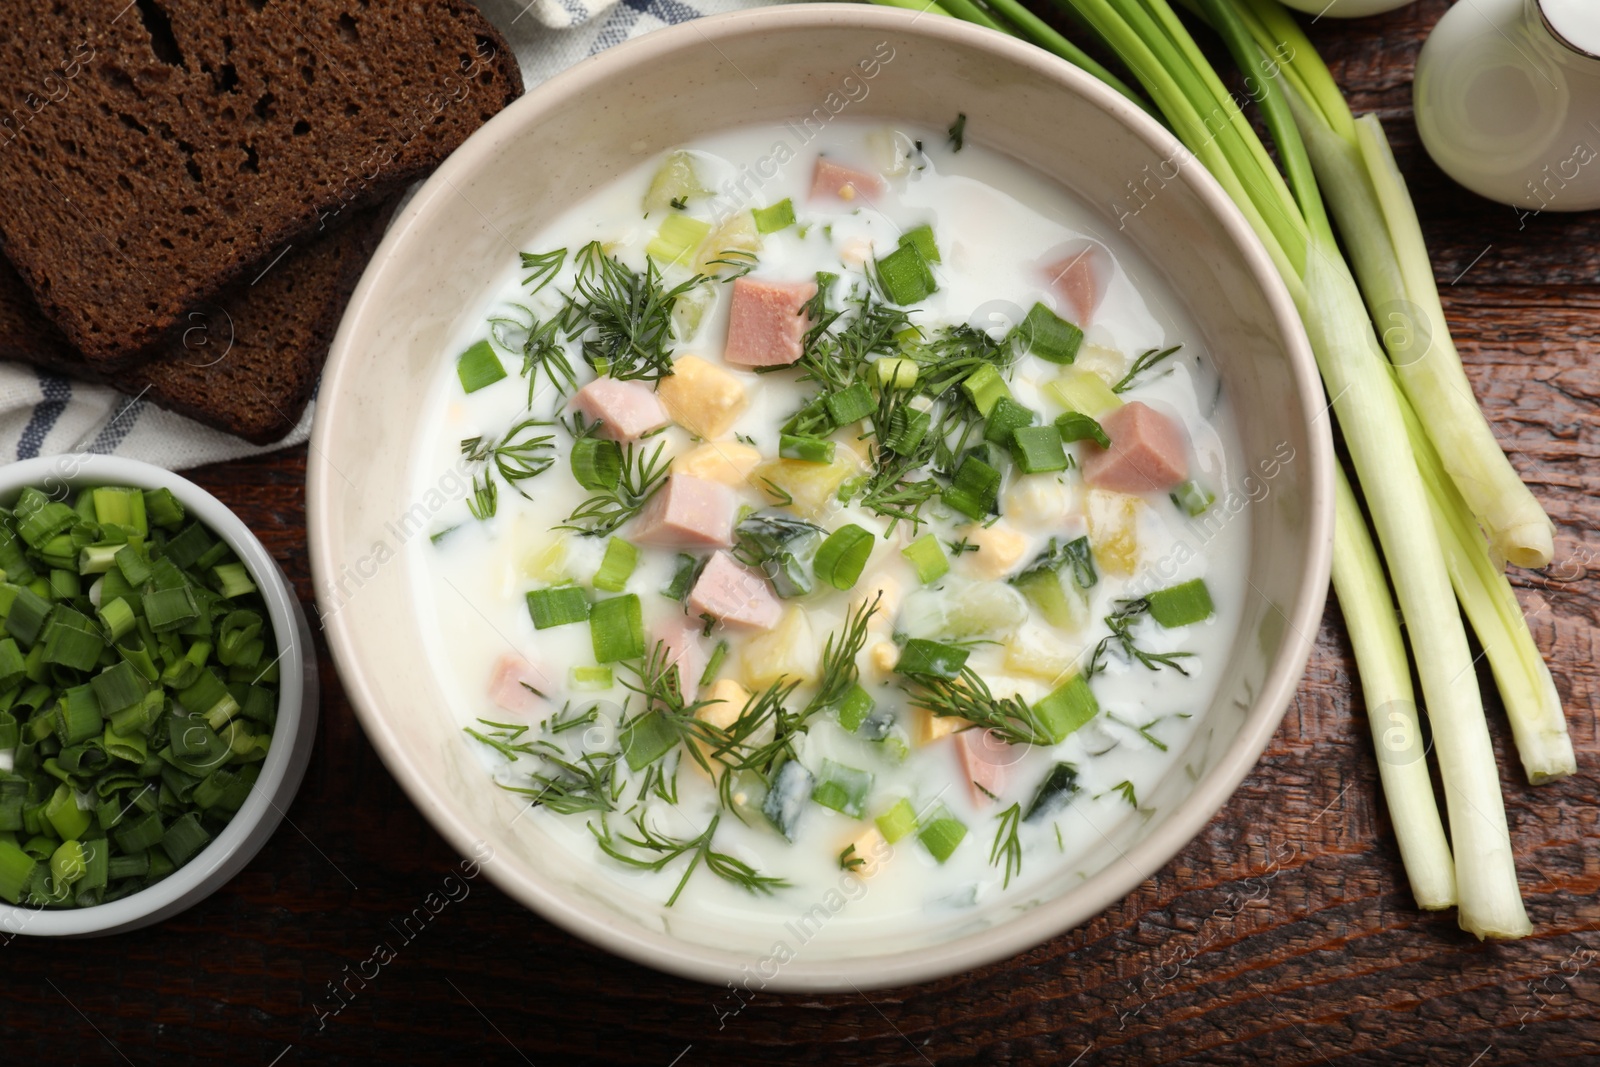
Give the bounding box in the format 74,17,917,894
0,454,318,937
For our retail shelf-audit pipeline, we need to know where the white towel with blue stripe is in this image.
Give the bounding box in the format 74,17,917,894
0,0,781,470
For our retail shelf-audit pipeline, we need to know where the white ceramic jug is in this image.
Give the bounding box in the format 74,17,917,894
1414,0,1600,216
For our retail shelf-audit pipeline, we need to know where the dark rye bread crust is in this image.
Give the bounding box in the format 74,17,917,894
0,0,521,367
0,198,395,446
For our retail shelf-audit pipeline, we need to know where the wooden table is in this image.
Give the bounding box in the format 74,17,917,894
7,1,1597,1061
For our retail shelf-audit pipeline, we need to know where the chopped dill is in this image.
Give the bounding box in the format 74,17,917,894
1113,344,1183,394
590,812,788,906
989,802,1024,888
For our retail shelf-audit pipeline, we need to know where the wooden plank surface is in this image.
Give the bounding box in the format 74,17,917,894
5,1,1598,1062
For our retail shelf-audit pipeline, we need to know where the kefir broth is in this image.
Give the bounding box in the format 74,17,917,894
408,120,1250,938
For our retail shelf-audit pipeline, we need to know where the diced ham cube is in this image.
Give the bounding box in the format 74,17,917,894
653,615,708,702
630,474,737,548
723,277,816,368
810,157,887,202
687,551,782,632
488,655,555,717
1081,401,1190,494
1042,243,1109,326
955,728,1018,804
569,377,669,440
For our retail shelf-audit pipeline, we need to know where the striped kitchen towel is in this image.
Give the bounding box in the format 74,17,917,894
0,0,783,470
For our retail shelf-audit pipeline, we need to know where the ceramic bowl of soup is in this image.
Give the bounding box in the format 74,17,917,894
309,4,1333,991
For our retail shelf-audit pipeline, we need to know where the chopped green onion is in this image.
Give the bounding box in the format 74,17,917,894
0,639,24,689
875,798,918,844
92,487,147,536
916,805,967,863
50,840,86,887
882,405,930,455
1146,578,1214,628
897,224,941,263
1170,480,1214,516
895,639,970,680
874,242,937,305
810,759,873,818
592,538,639,593
0,838,36,903
1047,369,1121,418
569,665,614,691
212,562,256,599
589,594,644,663
779,434,837,465
456,339,506,394
941,455,1001,519
983,396,1037,446
836,684,876,733
824,382,875,426
813,524,874,590
1013,301,1084,364
874,356,918,390
700,640,729,687
960,364,1011,417
77,544,121,575
526,586,590,630
1056,411,1111,448
43,617,105,672
142,487,185,529
15,490,77,549
620,711,678,771
143,586,200,633
112,811,164,853
752,198,796,233
901,533,949,584
5,586,52,648
44,782,90,841
114,544,152,586
160,811,210,865
1011,425,1070,474
89,661,146,716
661,553,704,601
570,437,623,492
1030,674,1098,745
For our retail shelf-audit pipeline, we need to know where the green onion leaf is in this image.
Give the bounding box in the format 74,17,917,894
1013,301,1084,364
814,524,874,591
901,533,949,584
1145,578,1214,628
590,594,644,663
1011,425,1070,474
752,198,797,234
526,586,590,630
592,538,639,593
1056,411,1111,448
895,639,970,680
457,339,507,394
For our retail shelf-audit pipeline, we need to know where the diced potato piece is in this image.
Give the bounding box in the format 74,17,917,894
868,639,899,677
753,453,863,519
522,538,569,582
851,573,901,631
1048,368,1123,418
1074,342,1127,386
643,150,709,213
916,707,967,745
1086,488,1143,577
959,522,1029,580
1003,476,1075,529
867,127,917,177
1005,623,1084,681
658,355,749,439
672,441,762,487
689,677,751,777
671,284,712,341
742,607,818,687
841,826,889,878
695,211,761,275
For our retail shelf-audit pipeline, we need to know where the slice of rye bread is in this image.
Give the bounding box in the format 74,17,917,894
0,0,521,368
0,197,396,446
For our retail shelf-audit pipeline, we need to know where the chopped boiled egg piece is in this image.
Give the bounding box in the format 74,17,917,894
1086,488,1143,577
841,826,889,878
959,521,1029,580
742,607,819,687
657,355,749,440
671,441,762,487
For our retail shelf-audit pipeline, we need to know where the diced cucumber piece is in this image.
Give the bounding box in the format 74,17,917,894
762,760,813,840
1146,578,1214,628
1170,480,1215,516
643,150,709,213
901,533,949,584
569,665,614,691
1013,569,1084,630
811,759,873,818
646,214,711,266
1024,762,1080,821
960,364,1011,416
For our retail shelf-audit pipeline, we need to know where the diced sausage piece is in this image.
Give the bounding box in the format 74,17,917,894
955,728,1016,804
810,157,887,202
488,655,555,717
569,377,669,440
724,277,816,368
1081,401,1190,494
653,615,708,702
630,474,737,548
687,550,783,632
1042,243,1109,326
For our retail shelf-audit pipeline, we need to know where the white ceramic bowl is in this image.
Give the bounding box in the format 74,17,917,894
0,455,318,937
310,5,1333,990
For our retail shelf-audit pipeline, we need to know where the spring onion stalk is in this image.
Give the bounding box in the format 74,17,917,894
878,0,1530,936
1398,395,1574,784
1230,0,1553,570
1332,468,1456,909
